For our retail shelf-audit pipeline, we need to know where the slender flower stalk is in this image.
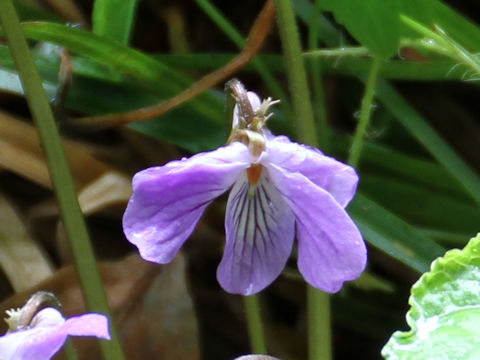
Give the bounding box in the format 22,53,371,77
244,295,267,354
273,0,334,359
0,2,125,359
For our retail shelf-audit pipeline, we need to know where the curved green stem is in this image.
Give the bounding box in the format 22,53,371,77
348,58,382,167
0,2,125,359
244,295,267,354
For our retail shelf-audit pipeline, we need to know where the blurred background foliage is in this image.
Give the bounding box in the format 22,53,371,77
0,0,479,359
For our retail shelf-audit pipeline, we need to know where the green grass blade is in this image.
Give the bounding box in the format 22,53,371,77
376,81,480,204
17,22,188,93
350,194,446,273
0,1,125,359
1,22,223,122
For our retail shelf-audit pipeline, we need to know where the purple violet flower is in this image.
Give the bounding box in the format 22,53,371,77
0,307,110,360
123,80,367,295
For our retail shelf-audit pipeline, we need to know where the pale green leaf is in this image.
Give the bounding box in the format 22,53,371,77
383,233,480,360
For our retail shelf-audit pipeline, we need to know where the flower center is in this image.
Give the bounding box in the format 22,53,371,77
247,164,263,185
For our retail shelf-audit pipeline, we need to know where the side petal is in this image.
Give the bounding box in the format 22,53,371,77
62,313,110,339
123,142,251,264
217,171,295,295
265,136,358,207
267,164,367,293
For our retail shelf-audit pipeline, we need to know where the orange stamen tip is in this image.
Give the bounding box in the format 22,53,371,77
247,164,262,185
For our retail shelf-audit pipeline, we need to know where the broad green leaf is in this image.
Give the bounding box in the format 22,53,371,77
382,233,480,359
436,1,480,53
12,0,60,22
350,193,446,273
92,0,139,45
400,0,435,25
320,0,402,59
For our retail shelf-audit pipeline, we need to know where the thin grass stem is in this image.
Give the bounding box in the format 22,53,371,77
0,2,125,359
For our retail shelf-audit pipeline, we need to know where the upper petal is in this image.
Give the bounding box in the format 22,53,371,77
217,170,295,295
265,136,358,207
123,142,251,264
267,164,367,293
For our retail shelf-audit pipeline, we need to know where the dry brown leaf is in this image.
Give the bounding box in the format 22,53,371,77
0,190,53,292
0,112,133,215
0,111,109,190
78,171,132,216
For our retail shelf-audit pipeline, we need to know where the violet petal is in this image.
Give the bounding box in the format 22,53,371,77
218,171,295,295
123,142,251,264
266,136,358,207
267,164,366,293
0,309,110,360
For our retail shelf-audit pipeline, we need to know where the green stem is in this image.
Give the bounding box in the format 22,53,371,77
348,58,382,167
274,1,331,359
307,0,329,151
0,2,125,359
304,46,371,58
64,340,79,360
244,295,267,354
307,286,332,360
401,15,480,78
274,0,318,145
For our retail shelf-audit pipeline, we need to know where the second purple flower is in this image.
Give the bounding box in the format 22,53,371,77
123,80,367,295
